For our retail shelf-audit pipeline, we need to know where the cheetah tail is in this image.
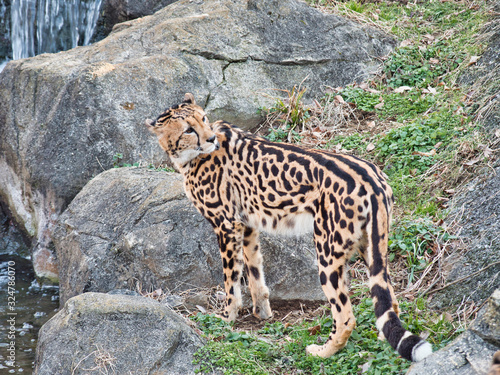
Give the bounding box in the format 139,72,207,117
379,311,433,362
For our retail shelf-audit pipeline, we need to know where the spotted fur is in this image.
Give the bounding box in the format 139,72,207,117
489,351,500,375
145,93,432,361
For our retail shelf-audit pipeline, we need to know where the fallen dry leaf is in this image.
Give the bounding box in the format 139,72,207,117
308,325,321,336
444,312,454,322
404,294,415,301
464,157,480,166
483,146,494,158
427,86,437,95
394,86,412,93
374,101,384,109
366,143,376,152
334,95,345,104
467,55,481,66
400,39,412,47
413,149,436,157
359,82,369,90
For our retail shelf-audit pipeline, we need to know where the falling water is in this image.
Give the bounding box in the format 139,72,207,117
10,0,103,60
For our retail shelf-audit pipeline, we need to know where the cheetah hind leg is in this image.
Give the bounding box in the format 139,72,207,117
305,314,356,358
306,253,356,358
242,227,272,320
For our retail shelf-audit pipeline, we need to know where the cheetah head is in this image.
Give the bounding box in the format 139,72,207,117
145,93,219,166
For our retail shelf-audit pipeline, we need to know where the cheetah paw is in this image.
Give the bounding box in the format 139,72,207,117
306,343,339,359
253,300,272,320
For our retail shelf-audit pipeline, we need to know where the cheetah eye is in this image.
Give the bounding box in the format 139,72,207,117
202,116,209,124
184,127,196,135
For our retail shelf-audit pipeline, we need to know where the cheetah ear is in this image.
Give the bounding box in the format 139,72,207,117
145,118,158,134
183,93,196,105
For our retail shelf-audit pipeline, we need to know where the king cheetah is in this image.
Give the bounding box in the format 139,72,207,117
145,93,432,361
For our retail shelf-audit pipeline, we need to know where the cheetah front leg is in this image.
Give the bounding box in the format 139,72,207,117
242,227,272,320
215,222,245,322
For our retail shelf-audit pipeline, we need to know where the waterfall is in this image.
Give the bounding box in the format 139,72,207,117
10,0,103,60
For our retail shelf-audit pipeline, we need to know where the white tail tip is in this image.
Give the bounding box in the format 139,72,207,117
412,341,433,362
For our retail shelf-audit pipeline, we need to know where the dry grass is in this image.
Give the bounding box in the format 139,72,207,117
72,344,117,375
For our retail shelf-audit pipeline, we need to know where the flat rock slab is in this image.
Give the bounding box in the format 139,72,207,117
53,167,325,306
34,292,205,375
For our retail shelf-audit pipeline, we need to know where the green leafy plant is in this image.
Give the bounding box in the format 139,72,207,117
112,152,139,168
389,219,454,283
384,41,466,88
266,125,302,143
377,111,464,176
340,86,381,112
378,90,437,121
329,133,371,154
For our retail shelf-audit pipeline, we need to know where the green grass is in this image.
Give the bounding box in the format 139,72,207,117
384,42,466,88
192,294,463,375
112,152,176,172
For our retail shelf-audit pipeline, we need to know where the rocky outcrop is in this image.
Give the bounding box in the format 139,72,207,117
34,292,204,375
53,167,324,306
0,0,396,279
93,0,178,42
431,162,500,309
408,289,500,375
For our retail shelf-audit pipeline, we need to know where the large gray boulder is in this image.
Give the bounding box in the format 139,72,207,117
34,292,204,375
408,289,500,375
0,0,395,279
53,167,324,306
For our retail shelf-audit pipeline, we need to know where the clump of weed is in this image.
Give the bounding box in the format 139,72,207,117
379,90,437,121
112,153,139,168
261,85,310,143
389,218,454,285
377,111,465,176
384,41,466,88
